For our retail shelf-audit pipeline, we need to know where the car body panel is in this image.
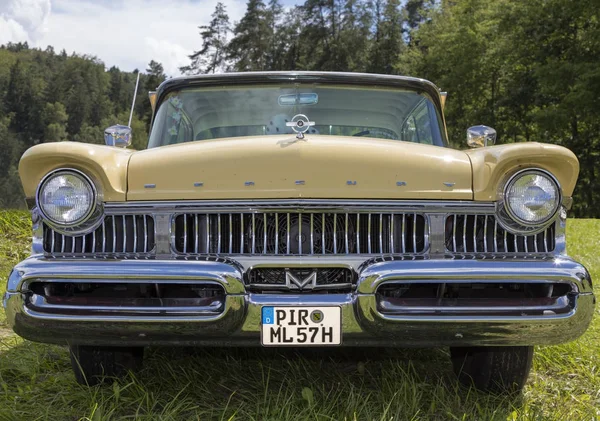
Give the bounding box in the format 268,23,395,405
19,142,133,201
126,135,472,200
466,142,579,199
18,140,579,203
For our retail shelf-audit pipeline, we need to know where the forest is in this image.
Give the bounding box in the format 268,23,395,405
0,0,598,217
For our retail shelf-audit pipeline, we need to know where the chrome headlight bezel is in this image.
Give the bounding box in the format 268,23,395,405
496,168,562,235
36,168,104,235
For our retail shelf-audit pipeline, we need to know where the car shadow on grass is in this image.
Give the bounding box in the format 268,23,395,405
0,340,524,420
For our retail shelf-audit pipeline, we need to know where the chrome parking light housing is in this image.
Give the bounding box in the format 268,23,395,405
36,168,103,235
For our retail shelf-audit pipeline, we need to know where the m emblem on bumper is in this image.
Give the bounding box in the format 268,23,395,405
285,270,317,290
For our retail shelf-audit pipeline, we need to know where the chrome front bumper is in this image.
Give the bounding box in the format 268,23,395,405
3,255,595,347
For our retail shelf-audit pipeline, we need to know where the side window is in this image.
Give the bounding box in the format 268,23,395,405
401,100,434,145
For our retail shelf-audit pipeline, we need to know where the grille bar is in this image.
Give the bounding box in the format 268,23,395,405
174,212,427,255
43,215,155,255
446,215,555,254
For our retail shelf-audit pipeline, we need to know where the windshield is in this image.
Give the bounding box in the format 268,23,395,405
148,83,446,148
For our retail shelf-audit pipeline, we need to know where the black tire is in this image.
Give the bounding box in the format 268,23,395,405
69,345,144,385
450,346,533,394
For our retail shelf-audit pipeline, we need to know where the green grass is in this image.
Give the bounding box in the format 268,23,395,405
0,209,598,420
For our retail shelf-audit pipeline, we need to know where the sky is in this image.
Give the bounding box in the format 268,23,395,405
0,0,296,76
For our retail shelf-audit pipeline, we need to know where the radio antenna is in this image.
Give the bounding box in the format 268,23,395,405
128,71,141,127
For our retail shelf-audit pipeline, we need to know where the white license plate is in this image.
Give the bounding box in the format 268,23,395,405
261,306,342,346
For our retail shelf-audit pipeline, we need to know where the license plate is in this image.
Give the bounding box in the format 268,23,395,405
261,306,342,346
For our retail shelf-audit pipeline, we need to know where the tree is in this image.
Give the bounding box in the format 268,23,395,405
368,0,404,74
43,102,69,142
265,0,285,69
403,0,434,43
337,0,372,71
181,3,231,74
141,61,167,127
297,0,343,70
227,0,272,71
4,59,44,144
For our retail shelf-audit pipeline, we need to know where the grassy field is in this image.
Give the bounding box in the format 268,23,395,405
0,210,598,420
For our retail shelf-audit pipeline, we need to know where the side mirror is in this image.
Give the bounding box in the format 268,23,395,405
104,124,132,148
467,125,497,148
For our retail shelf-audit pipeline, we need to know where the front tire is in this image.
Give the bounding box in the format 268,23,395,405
450,346,533,393
69,345,144,385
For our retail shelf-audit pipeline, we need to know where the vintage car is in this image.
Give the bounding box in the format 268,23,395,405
3,72,595,391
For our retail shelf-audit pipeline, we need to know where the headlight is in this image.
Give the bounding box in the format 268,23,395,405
37,170,96,227
502,169,560,229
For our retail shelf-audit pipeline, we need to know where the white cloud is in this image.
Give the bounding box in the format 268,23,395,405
1,0,247,76
0,0,51,44
144,37,191,76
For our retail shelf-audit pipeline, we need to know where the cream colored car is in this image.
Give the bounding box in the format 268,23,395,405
4,72,594,391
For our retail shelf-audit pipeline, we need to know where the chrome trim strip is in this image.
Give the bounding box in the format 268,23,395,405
183,214,188,253
298,212,302,254
251,213,256,254
194,214,199,254
493,219,498,253
229,214,233,254
412,213,417,252
286,213,290,254
122,215,126,253
379,214,383,254
263,213,267,254
322,213,326,255
378,295,570,313
345,213,349,254
483,215,488,253
133,215,137,253
29,294,224,316
452,214,457,252
275,213,279,255
401,214,406,253
356,214,360,254
112,216,116,252
102,219,106,253
473,215,477,253
104,199,496,214
218,213,222,254
390,214,394,254
368,214,372,254
207,214,211,253
462,214,467,253
310,213,314,254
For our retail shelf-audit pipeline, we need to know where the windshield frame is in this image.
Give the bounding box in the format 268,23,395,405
149,72,448,147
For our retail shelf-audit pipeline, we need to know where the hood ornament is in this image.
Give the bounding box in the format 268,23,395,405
286,114,315,139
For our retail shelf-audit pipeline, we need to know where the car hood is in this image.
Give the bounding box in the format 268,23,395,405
126,135,473,201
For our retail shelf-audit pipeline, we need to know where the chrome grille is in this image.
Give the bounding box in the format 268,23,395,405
174,212,427,255
445,215,555,253
247,268,355,287
43,215,155,254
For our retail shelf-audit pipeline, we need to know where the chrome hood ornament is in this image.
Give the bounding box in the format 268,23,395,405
286,114,315,139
